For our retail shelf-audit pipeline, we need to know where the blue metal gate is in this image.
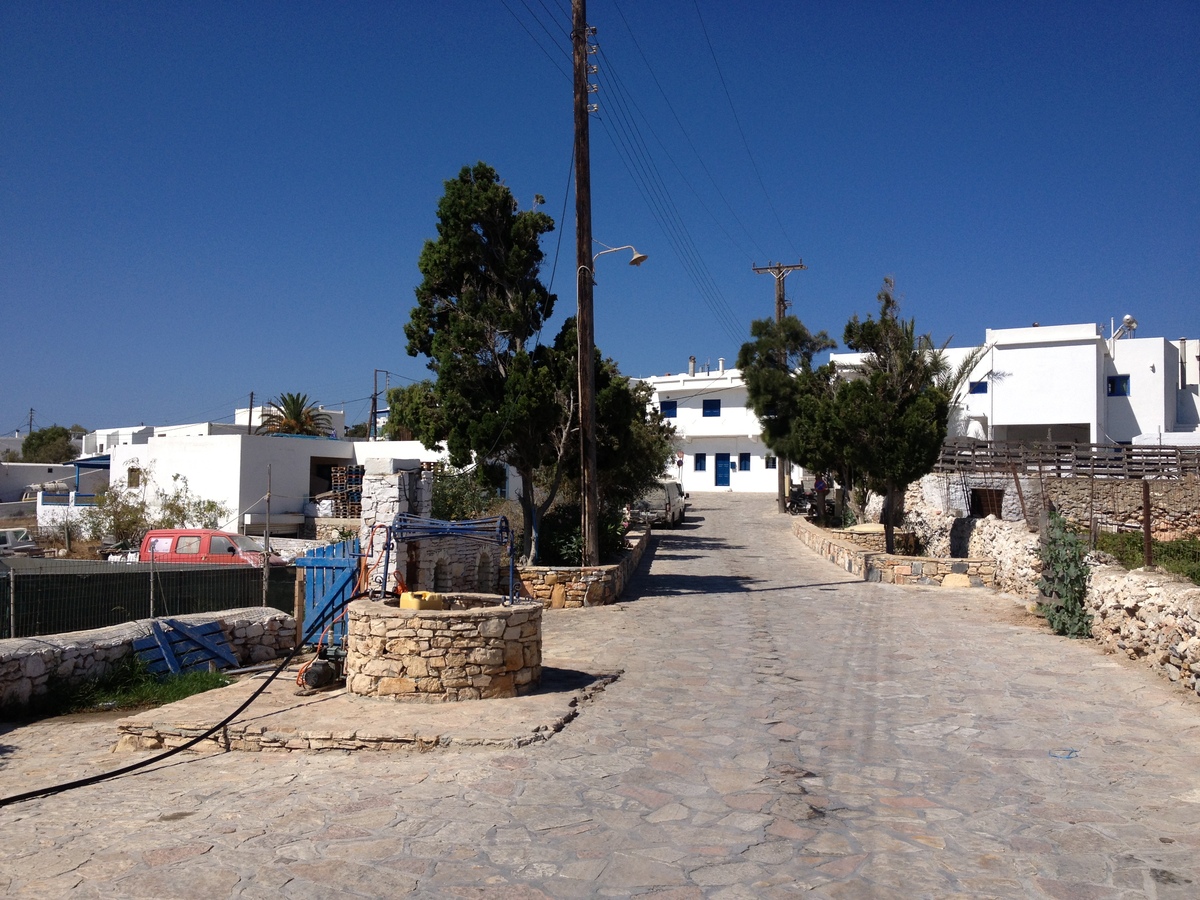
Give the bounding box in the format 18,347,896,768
715,453,731,487
295,538,360,647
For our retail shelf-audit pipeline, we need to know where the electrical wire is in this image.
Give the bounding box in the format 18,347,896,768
607,1,768,263
593,55,746,346
690,0,800,259
499,0,572,81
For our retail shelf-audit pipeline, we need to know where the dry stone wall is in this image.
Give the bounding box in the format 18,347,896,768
0,607,296,711
517,527,650,608
1087,564,1200,696
790,518,994,587
906,476,1043,598
909,473,1200,700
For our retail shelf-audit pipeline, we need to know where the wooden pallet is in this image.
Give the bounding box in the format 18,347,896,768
133,618,240,677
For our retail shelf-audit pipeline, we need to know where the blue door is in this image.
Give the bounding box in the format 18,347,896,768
715,453,731,487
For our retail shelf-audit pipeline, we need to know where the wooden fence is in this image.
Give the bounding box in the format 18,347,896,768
935,441,1200,479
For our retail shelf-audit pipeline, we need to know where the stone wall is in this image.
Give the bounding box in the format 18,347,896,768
413,536,502,596
1043,475,1200,540
516,527,651,608
918,471,1200,540
0,607,296,711
790,518,995,587
905,478,1043,598
359,462,433,594
1087,564,1200,697
344,597,541,702
909,472,1200,700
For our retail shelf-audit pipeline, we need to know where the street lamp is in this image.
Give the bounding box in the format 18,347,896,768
577,240,648,566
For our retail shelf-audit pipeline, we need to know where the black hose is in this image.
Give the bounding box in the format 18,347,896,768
0,593,370,807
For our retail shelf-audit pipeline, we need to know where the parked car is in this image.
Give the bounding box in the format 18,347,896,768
0,528,44,557
630,480,687,528
138,529,286,566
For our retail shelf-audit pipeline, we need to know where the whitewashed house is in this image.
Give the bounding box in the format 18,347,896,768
832,321,1200,446
638,357,787,493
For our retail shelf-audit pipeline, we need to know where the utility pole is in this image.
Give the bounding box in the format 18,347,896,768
247,392,254,435
370,370,379,440
573,0,600,566
752,261,806,513
28,409,33,436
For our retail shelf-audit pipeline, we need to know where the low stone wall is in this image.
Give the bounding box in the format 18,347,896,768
791,518,995,588
344,597,541,702
516,527,650,608
0,607,296,711
838,525,918,555
1087,564,1200,695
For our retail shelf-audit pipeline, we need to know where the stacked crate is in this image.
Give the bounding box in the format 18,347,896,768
331,465,365,518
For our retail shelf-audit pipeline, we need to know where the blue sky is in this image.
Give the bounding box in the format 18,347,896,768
2,1,1197,437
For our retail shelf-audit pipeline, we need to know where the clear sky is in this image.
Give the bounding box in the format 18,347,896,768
2,1,1196,437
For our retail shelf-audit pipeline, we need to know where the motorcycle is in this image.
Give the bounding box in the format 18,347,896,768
787,487,835,522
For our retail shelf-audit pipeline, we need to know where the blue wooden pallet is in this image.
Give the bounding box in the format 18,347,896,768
133,618,240,677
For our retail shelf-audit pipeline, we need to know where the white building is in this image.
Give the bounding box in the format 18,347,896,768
833,322,1200,446
639,357,788,493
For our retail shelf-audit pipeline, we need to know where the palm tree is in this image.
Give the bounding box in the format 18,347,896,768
257,393,333,435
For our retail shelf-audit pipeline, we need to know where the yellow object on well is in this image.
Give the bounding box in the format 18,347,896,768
398,590,444,610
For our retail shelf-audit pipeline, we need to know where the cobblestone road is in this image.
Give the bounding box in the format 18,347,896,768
3,493,1200,898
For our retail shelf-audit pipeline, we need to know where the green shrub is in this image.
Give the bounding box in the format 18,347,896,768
1095,531,1200,586
1037,510,1092,638
536,503,626,566
9,654,231,721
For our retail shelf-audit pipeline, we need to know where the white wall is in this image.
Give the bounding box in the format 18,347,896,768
1106,338,1176,441
0,462,77,502
82,426,154,457
983,325,1105,442
107,434,355,533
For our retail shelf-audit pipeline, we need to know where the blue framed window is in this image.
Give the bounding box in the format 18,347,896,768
968,381,987,394
694,453,707,472
660,400,677,418
739,453,751,472
703,399,721,417
1107,375,1130,397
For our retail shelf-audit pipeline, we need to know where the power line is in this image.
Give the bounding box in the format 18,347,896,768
691,0,799,259
499,0,572,81
592,43,745,346
608,1,768,262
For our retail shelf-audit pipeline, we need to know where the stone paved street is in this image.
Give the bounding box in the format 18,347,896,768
3,493,1200,898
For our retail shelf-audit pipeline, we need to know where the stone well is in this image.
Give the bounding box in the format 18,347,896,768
344,594,542,702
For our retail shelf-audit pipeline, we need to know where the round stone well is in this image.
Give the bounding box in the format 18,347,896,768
344,594,542,702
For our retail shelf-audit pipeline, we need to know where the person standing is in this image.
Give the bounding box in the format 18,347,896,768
814,474,829,526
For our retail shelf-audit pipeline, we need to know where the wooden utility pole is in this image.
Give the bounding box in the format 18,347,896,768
573,0,600,566
752,261,806,513
370,370,379,441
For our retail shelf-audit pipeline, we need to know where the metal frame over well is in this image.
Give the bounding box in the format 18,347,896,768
376,513,517,603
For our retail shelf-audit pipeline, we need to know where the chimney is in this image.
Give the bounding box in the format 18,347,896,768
718,357,725,374
688,356,696,376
